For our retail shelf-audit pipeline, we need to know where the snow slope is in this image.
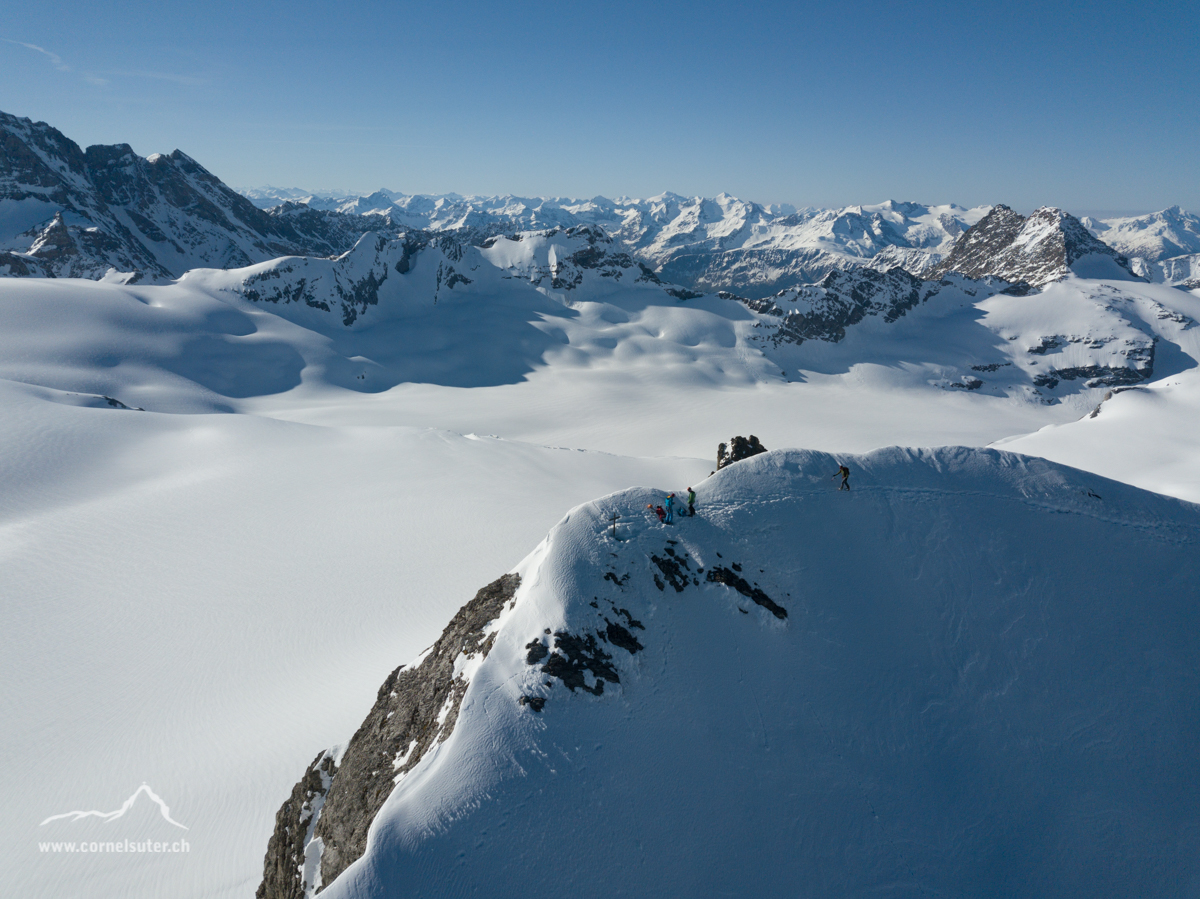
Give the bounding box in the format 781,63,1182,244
1084,206,1200,263
290,447,1200,899
996,366,1200,503
0,376,710,899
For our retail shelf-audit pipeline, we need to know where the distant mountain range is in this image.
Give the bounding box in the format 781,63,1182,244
2,110,1198,294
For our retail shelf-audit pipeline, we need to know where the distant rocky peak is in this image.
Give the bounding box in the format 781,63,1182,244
933,204,1138,287
28,212,73,258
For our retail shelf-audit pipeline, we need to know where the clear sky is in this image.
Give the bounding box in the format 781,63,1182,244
1,0,1195,214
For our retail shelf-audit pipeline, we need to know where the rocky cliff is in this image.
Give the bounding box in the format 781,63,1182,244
932,205,1140,286
257,574,521,899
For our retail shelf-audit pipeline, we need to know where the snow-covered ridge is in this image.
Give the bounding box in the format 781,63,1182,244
3,240,1194,414
242,189,991,296
5,109,1196,296
259,445,1200,898
245,184,1200,290
1083,206,1200,262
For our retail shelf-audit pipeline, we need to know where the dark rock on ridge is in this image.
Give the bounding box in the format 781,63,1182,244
705,567,788,619
538,630,620,695
256,573,520,899
717,435,767,469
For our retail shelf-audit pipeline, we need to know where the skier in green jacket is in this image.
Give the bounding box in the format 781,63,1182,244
686,487,696,516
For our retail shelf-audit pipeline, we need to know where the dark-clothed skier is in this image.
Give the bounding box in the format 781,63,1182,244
832,464,850,491
686,487,696,516
649,503,666,522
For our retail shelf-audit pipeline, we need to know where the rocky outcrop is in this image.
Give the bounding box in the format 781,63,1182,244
237,230,480,325
483,224,668,293
732,267,1007,347
932,205,1140,286
717,435,767,469
256,752,337,899
256,573,521,899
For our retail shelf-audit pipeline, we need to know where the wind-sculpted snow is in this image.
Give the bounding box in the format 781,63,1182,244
2,252,1197,410
264,446,1200,899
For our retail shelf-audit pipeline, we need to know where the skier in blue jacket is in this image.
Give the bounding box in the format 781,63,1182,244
664,493,675,523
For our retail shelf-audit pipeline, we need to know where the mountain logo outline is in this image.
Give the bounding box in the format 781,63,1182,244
40,783,189,830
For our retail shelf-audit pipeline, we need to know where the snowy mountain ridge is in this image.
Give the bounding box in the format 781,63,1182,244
257,445,1200,899
930,204,1140,287
243,187,990,295
246,184,1200,290
5,110,1196,298
173,220,1194,406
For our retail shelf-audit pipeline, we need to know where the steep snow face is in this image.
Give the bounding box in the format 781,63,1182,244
274,446,1200,899
934,205,1140,287
1130,252,1200,289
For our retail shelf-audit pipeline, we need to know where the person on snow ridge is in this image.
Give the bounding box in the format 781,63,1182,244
664,493,676,523
686,487,696,517
832,464,850,491
648,503,666,523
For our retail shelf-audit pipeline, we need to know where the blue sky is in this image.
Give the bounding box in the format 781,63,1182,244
1,0,1195,213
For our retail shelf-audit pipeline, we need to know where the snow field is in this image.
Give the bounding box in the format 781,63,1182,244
0,379,708,899
2,259,1199,899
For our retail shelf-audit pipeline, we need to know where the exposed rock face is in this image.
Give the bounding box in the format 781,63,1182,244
256,573,521,899
717,435,767,469
0,111,379,281
705,566,787,619
731,267,1007,347
932,205,1139,286
482,224,668,293
256,752,337,899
